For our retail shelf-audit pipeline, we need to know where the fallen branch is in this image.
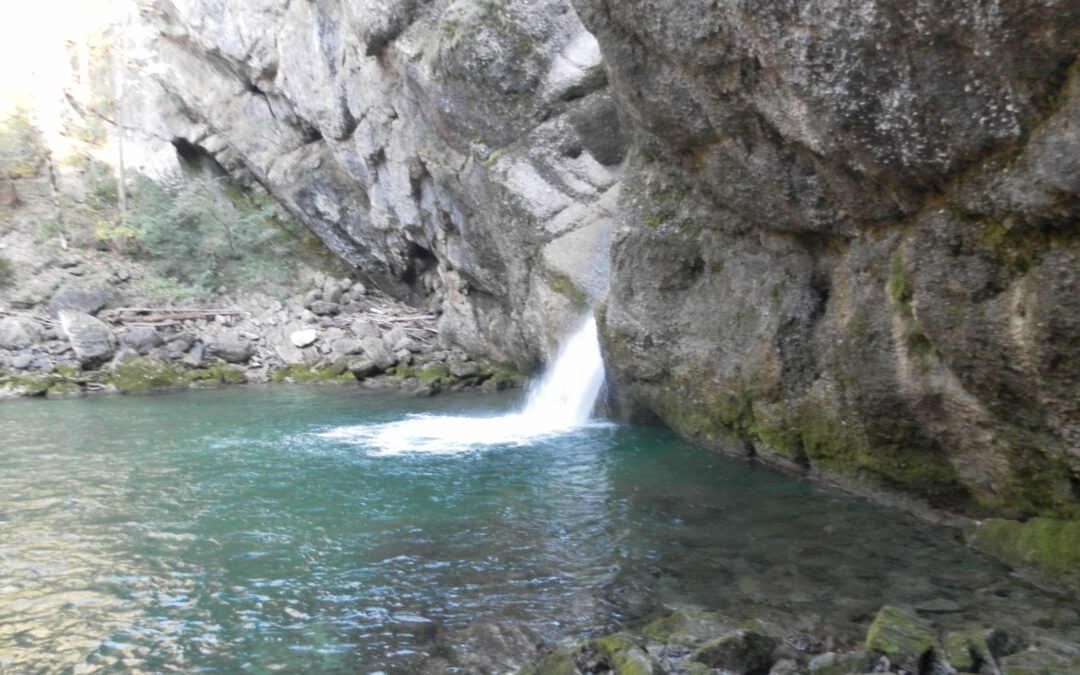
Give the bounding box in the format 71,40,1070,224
105,308,250,324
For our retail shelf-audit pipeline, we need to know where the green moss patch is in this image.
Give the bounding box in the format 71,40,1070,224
107,357,185,393
593,633,662,675
865,606,939,671
970,517,1080,592
270,363,356,385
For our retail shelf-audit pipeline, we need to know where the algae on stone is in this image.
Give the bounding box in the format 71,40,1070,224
592,633,662,675
107,357,185,393
970,517,1080,592
690,629,777,673
864,606,938,670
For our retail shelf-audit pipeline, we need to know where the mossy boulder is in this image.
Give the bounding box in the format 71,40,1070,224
481,367,527,392
52,364,81,378
5,373,55,396
969,517,1080,593
516,648,579,675
45,381,85,399
944,631,995,673
107,357,185,393
592,633,663,675
185,363,247,386
864,606,939,671
690,629,777,673
642,609,738,647
807,650,879,675
270,363,356,384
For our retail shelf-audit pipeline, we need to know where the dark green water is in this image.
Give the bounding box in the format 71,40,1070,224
1,387,1076,673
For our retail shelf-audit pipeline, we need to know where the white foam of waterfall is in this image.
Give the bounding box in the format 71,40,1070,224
318,315,607,455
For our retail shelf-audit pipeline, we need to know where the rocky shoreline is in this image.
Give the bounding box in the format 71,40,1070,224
506,605,1080,675
0,275,523,400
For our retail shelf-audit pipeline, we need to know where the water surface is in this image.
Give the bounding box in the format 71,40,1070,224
0,387,1076,673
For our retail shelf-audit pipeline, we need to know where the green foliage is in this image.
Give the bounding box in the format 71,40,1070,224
0,255,14,287
0,107,46,180
124,175,312,297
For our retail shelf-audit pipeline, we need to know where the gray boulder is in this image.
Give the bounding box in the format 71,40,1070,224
331,338,363,355
309,300,340,316
352,321,381,339
360,336,397,370
58,310,116,367
48,287,115,317
121,326,162,354
209,332,255,364
382,326,408,349
0,317,40,350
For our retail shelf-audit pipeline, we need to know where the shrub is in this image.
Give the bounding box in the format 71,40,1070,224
0,107,46,180
126,175,315,297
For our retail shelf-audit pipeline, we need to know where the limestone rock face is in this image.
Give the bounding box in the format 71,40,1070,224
573,0,1080,516
131,0,1080,518
134,0,625,369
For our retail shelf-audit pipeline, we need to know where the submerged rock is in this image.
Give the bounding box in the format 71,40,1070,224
690,629,778,673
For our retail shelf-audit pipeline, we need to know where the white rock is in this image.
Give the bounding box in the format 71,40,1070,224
290,329,318,348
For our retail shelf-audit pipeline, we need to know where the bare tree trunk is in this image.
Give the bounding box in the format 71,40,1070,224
115,6,127,230
44,149,67,250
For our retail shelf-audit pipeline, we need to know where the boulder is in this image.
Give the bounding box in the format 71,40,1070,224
107,356,185,393
331,338,363,355
865,606,939,672
57,310,116,367
691,629,778,673
121,326,162,354
449,361,481,378
11,353,33,370
290,329,318,348
209,331,255,363
0,317,39,350
382,326,408,349
309,300,340,316
47,286,115,317
346,358,378,379
360,336,397,370
352,320,381,339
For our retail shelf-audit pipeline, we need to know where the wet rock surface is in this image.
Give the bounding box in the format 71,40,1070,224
511,605,1080,675
572,0,1080,526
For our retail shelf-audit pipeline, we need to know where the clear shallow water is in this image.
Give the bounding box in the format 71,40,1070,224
1,386,1077,673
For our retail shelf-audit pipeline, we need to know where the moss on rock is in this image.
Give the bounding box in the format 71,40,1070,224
641,609,736,646
970,517,1080,592
52,364,81,378
690,629,777,672
45,381,85,399
516,648,579,675
270,363,356,384
864,606,938,670
107,357,185,393
185,362,248,386
593,633,662,675
943,631,994,673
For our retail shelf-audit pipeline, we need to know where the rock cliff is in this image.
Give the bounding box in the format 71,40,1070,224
575,0,1080,517
133,0,1080,519
135,0,624,370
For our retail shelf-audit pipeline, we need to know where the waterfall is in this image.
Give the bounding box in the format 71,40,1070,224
520,316,606,430
319,314,607,455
